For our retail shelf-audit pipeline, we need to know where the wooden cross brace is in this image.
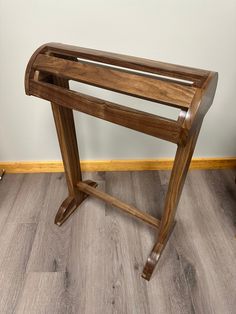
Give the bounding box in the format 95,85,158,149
25,43,218,281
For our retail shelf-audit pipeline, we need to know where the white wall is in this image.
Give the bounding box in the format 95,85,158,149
0,0,236,161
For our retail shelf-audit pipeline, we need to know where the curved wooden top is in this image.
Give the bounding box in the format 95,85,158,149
25,42,218,144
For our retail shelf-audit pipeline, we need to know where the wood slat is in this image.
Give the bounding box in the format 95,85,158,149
45,42,209,87
77,181,161,229
33,54,196,109
29,80,183,144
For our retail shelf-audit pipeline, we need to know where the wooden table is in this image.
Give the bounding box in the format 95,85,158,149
25,43,218,280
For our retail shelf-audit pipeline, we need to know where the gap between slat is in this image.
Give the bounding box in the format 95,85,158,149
33,54,196,109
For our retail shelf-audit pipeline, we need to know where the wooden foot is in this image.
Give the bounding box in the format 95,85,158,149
0,169,5,181
55,180,98,226
142,221,176,281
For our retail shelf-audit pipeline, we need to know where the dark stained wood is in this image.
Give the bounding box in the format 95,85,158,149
51,77,88,225
25,43,218,281
25,44,49,95
142,125,202,280
0,169,5,180
51,103,81,198
33,54,196,108
77,180,161,229
45,42,210,87
55,180,98,226
29,80,184,144
183,72,218,133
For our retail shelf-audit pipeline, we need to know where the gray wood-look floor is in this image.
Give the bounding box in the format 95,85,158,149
0,170,235,314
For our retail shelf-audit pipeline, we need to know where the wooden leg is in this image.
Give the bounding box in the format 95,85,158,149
55,180,98,226
50,76,98,225
51,102,82,197
142,127,201,280
50,77,97,226
0,169,5,181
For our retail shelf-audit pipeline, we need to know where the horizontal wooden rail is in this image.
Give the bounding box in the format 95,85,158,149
77,181,161,229
33,54,196,108
45,43,209,87
30,80,184,144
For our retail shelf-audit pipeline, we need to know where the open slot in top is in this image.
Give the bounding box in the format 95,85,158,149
33,53,197,109
44,43,210,87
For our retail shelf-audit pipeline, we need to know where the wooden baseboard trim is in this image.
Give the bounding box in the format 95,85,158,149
0,157,235,173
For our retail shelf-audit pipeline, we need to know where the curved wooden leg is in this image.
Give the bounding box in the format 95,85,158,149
51,77,91,226
0,169,5,181
55,180,98,226
142,221,176,281
142,127,201,281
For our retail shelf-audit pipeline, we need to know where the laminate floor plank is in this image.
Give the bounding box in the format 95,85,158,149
0,223,37,272
38,172,68,223
202,169,236,238
0,174,25,231
0,272,25,314
65,173,107,314
133,171,196,314
26,173,72,272
0,170,235,314
26,222,72,272
184,171,236,313
6,174,51,224
14,272,72,314
104,171,151,314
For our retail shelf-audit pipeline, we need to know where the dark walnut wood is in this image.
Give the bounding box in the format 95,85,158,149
33,54,196,109
77,181,161,229
25,42,218,281
29,80,184,144
55,180,98,226
0,169,5,181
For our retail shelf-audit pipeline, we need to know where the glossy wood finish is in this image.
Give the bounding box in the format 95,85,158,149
0,169,5,180
77,180,161,229
50,78,81,198
55,180,98,226
33,54,196,108
25,43,218,280
30,80,183,144
33,42,209,86
142,126,201,280
51,76,95,226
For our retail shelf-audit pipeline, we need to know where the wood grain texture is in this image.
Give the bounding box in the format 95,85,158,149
0,169,5,180
1,157,235,173
103,171,152,314
0,174,25,229
33,54,196,108
25,43,218,146
14,272,73,314
77,180,161,229
5,174,50,223
24,43,218,280
0,171,235,313
65,179,108,314
0,222,37,272
30,80,183,144
43,42,209,87
50,78,82,198
54,180,98,226
0,272,25,314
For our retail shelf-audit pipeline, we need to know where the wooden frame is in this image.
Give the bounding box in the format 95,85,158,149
25,43,218,281
0,169,5,180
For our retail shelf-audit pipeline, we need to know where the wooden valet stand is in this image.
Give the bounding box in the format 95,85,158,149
25,43,218,281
